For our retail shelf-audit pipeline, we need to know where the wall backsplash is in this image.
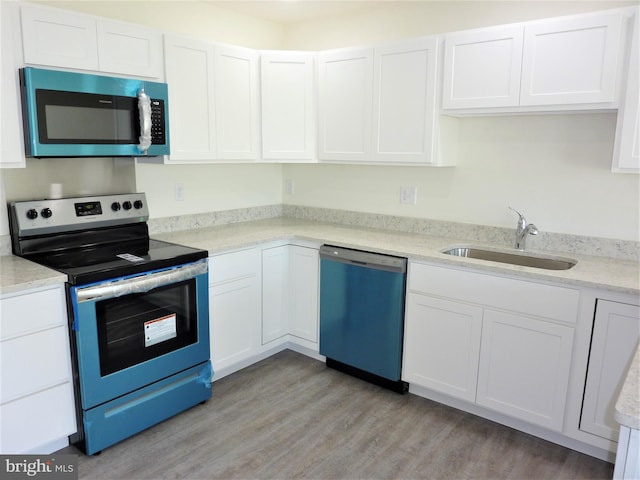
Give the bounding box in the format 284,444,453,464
2,204,637,261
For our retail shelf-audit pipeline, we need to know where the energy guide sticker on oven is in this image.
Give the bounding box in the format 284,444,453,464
144,314,177,347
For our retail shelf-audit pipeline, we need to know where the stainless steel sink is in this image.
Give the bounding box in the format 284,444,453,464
440,247,577,270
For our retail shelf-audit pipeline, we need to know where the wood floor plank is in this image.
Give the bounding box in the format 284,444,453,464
59,350,614,479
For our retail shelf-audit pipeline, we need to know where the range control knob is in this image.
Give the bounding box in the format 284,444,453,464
122,201,132,211
111,202,121,212
26,208,38,220
133,200,144,209
41,208,52,219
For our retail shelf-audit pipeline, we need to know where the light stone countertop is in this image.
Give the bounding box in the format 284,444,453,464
153,217,640,296
0,254,67,295
616,344,640,429
2,217,638,296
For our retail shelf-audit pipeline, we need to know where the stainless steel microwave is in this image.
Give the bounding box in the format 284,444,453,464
20,67,170,157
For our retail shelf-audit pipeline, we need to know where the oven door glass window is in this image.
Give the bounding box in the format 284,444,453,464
96,279,197,376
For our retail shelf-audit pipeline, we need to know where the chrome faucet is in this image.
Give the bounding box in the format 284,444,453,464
509,207,538,250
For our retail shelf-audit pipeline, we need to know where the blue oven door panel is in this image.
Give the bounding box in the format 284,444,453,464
83,360,212,455
70,271,211,410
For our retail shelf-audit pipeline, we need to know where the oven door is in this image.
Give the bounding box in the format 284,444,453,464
69,260,210,410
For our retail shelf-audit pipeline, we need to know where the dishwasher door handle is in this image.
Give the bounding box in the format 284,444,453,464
319,245,407,273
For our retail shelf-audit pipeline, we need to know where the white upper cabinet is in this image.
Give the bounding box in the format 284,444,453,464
612,8,640,173
318,37,442,165
164,37,259,163
318,48,373,162
261,52,315,162
214,45,260,161
443,9,626,111
20,4,163,78
520,11,623,106
1,1,25,169
372,37,439,164
442,25,524,109
164,35,216,162
96,19,163,78
21,5,99,71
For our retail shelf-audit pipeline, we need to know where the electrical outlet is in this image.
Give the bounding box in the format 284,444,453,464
175,183,185,201
400,186,417,205
285,178,295,195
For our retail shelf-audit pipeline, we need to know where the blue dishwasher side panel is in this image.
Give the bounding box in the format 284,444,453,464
319,258,406,381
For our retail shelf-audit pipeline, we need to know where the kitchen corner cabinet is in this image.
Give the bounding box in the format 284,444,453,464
612,9,639,173
404,262,579,431
1,1,25,168
443,9,625,110
581,300,640,441
208,249,261,375
20,4,163,78
0,284,76,454
261,244,319,346
260,52,315,162
318,38,441,165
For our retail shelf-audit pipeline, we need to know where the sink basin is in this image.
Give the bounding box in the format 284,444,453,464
441,247,577,270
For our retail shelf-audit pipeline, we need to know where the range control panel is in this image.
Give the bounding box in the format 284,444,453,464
10,193,149,237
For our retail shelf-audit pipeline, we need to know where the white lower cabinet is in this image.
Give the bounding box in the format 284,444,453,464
476,309,574,430
581,299,640,441
209,243,319,378
262,246,290,344
403,262,579,432
208,249,261,376
0,284,76,454
404,294,482,402
614,426,640,480
261,244,319,346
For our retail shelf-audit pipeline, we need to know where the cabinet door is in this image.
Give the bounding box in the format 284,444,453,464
97,19,163,78
317,48,373,162
261,53,315,161
613,10,640,172
372,37,438,164
520,11,623,106
164,35,216,162
1,1,25,168
581,300,640,441
209,277,261,373
21,5,99,71
262,246,289,344
214,45,259,161
403,293,483,402
442,25,523,109
0,383,76,454
289,246,319,343
477,310,574,431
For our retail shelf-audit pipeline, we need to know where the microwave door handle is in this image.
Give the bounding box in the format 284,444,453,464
137,88,152,154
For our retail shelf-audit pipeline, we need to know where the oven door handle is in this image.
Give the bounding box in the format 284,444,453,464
75,260,207,303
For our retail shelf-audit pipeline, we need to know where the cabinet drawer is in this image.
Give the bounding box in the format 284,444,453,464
0,286,66,341
409,263,579,323
1,326,72,403
209,248,259,285
0,383,76,454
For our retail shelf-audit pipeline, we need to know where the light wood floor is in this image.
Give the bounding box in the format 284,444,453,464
60,350,614,479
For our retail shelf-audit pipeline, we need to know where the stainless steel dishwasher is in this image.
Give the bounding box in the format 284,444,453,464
319,245,408,393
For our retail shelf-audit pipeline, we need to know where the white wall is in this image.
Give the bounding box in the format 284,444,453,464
280,0,640,241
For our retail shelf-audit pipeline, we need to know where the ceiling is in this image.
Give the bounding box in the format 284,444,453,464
203,0,393,24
